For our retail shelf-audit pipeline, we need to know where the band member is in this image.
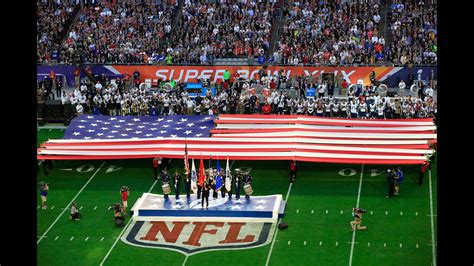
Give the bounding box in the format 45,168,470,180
184,171,191,199
197,182,202,200
234,170,242,199
243,173,253,200
173,170,181,199
202,181,210,209
39,181,49,209
161,169,170,199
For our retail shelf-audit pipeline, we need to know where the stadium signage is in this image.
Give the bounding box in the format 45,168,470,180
111,66,396,85
122,220,274,254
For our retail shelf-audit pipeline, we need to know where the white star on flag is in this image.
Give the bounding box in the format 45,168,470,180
84,137,90,140
107,135,114,138
103,122,111,125
157,118,164,121
121,134,128,137
101,127,108,130
186,123,195,127
145,134,152,137
79,120,86,122
184,130,193,135
109,117,117,120
138,125,145,128
113,125,121,128
125,128,133,131
87,129,95,132
254,205,265,210
73,132,80,136
150,128,158,131
78,125,85,128
134,131,143,134
160,130,167,133
118,120,125,123
171,134,177,138
230,205,242,210
180,118,188,122
87,116,94,119
195,133,203,137
204,117,212,120
175,127,182,130
133,118,140,122
126,123,134,126
166,119,173,122
256,199,267,204
200,126,207,129
132,137,138,139
163,125,170,128
96,133,104,136
111,130,118,133
91,123,98,127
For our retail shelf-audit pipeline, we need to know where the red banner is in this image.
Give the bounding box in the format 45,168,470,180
111,66,394,86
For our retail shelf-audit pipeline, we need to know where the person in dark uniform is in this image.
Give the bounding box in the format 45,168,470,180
173,170,181,199
161,169,170,200
210,177,218,199
386,169,395,198
243,173,253,200
234,170,242,199
184,172,191,199
152,157,161,180
219,170,226,198
428,144,436,170
290,160,297,183
197,181,202,200
201,181,210,209
419,161,430,186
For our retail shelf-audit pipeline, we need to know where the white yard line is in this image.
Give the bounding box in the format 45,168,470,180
37,161,106,245
99,179,159,266
349,164,364,266
265,182,293,266
428,170,437,266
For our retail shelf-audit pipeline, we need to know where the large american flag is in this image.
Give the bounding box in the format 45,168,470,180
64,115,215,139
38,114,437,165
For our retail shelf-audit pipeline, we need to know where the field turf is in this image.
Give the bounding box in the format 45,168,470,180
37,129,437,266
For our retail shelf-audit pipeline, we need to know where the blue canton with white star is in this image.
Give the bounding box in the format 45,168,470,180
64,115,216,139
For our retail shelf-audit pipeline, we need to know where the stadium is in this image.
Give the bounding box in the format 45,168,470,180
37,0,437,265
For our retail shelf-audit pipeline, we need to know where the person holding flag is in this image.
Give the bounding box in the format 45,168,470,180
215,157,224,198
197,155,206,200
225,156,233,199
184,141,191,199
191,158,198,196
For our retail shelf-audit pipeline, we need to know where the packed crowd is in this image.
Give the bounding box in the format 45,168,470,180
276,0,385,65
59,1,176,64
389,1,437,65
37,0,437,66
44,68,435,120
169,0,276,64
37,1,78,64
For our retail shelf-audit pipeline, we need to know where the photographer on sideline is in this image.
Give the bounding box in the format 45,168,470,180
109,203,125,227
350,208,367,231
120,186,130,214
70,202,80,221
39,181,49,209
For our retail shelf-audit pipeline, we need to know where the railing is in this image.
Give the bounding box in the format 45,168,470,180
37,62,437,67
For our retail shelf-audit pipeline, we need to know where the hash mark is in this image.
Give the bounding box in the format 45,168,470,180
311,210,314,214
94,206,97,210
296,209,299,213
50,206,55,210
37,206,40,209
400,211,403,216
325,210,328,214
303,241,306,246
416,244,419,248
400,243,403,248
288,241,291,245
79,206,83,210
368,242,370,247
416,212,418,216
370,211,373,215
336,242,338,246
340,210,343,214
54,236,59,241
384,243,386,247
70,237,74,241
85,237,89,241
100,237,104,241
319,241,322,246
385,211,388,215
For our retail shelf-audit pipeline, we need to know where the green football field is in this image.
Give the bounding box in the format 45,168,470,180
37,129,437,266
